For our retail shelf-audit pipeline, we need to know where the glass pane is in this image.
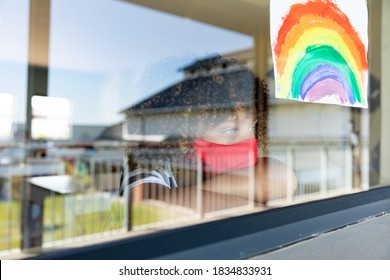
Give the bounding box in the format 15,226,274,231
0,0,387,258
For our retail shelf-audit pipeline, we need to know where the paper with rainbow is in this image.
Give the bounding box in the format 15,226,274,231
270,0,368,108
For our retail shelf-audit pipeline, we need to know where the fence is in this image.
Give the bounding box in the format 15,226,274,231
268,140,357,205
0,140,362,256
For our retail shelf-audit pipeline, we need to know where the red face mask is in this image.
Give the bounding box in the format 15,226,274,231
192,138,258,173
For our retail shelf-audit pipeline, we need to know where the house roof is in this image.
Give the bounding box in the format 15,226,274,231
180,55,240,74
123,68,259,115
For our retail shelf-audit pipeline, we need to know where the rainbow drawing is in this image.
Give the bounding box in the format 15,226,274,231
270,0,368,107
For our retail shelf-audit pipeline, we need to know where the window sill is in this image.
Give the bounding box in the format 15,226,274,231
28,185,390,260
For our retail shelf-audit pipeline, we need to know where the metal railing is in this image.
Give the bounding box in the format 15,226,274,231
268,141,356,204
0,141,363,257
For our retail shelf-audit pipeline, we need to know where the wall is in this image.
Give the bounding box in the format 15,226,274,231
380,0,390,184
269,103,351,140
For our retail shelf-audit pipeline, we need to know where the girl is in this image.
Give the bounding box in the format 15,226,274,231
120,56,296,206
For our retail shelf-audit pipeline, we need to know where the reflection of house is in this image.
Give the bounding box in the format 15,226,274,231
121,54,260,143
121,51,357,144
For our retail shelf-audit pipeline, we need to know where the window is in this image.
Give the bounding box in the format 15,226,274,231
0,0,388,258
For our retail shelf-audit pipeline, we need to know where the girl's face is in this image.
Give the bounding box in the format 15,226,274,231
201,110,256,145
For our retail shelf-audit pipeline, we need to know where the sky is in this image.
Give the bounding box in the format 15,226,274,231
0,0,252,126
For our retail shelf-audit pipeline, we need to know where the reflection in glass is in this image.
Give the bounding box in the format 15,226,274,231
31,96,71,140
0,93,13,140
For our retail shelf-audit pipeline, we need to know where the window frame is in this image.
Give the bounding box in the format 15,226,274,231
28,185,390,260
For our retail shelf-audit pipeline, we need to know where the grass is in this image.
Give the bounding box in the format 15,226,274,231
0,195,179,252
0,200,21,251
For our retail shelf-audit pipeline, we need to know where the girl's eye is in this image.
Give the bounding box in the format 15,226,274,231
222,127,238,135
